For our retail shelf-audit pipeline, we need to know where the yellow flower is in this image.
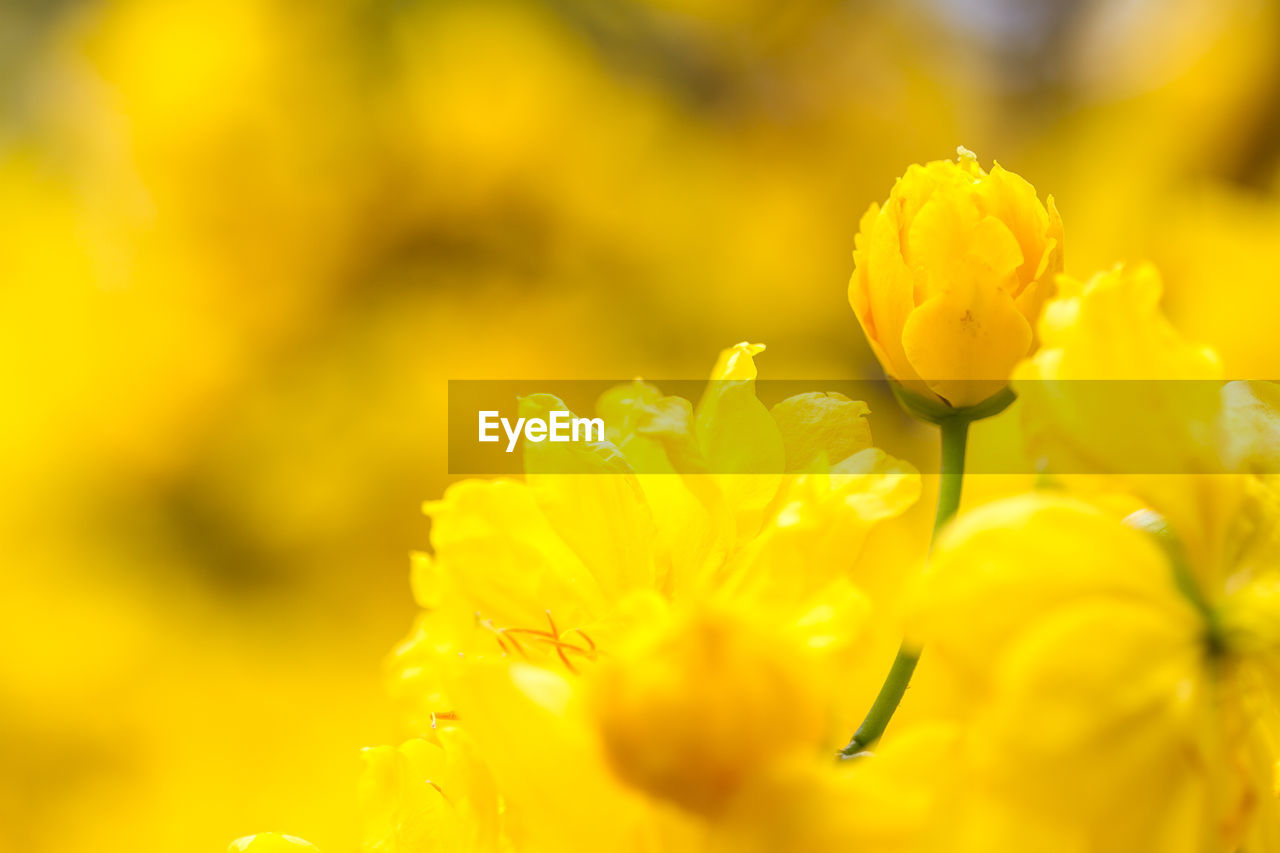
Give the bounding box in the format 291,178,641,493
389,343,919,728
849,147,1063,408
893,255,1280,852
227,834,320,852
909,492,1280,853
370,343,921,851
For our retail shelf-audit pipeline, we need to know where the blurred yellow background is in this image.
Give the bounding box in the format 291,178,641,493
2,0,1279,849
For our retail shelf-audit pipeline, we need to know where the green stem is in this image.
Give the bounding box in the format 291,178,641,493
839,415,969,758
933,416,969,534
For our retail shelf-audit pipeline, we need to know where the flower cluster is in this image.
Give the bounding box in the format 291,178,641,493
234,150,1280,852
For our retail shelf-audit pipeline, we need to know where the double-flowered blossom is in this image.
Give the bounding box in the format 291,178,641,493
905,262,1280,852
390,343,918,721
912,488,1280,852
369,343,922,849
849,147,1063,408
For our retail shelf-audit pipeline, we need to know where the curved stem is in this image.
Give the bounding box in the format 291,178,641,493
839,415,969,758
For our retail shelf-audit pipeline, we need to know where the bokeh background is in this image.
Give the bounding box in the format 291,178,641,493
3,0,1280,850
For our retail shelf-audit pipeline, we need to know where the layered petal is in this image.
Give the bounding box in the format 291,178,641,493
850,148,1062,408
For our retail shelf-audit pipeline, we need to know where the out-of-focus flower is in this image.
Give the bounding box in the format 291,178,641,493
911,490,1280,853
901,254,1280,852
849,147,1064,409
228,833,321,852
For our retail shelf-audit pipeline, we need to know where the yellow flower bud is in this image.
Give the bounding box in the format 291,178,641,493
227,834,320,852
590,607,826,816
849,147,1063,408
